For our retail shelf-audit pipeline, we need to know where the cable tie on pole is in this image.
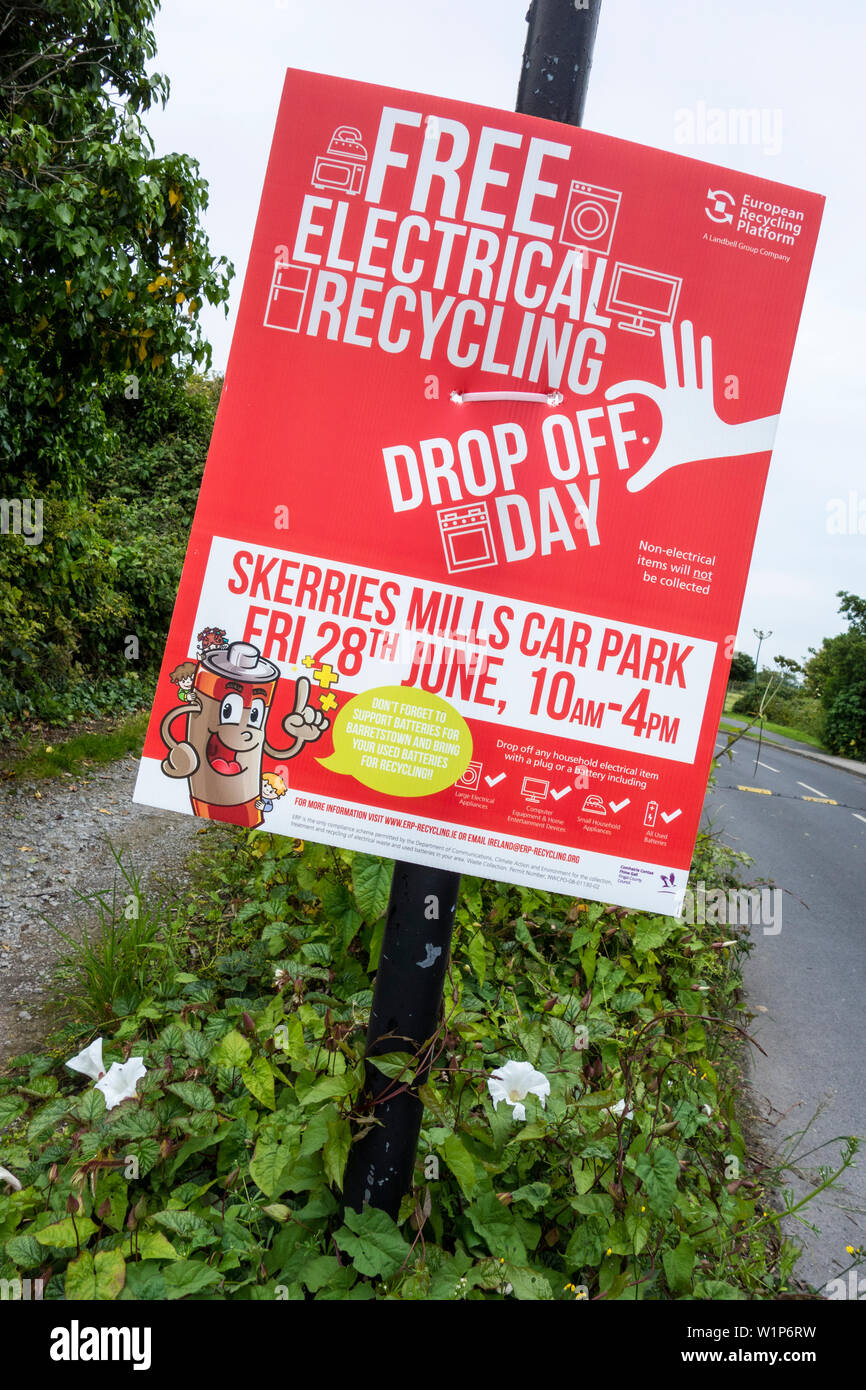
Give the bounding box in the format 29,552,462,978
450,389,564,406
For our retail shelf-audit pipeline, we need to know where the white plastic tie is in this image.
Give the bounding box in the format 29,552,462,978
450,389,564,406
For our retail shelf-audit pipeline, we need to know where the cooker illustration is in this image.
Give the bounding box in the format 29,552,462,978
313,126,368,196
437,502,498,574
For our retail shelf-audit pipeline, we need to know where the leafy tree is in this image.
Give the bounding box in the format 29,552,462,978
824,683,866,761
804,591,866,756
772,654,802,686
727,651,756,682
0,0,232,491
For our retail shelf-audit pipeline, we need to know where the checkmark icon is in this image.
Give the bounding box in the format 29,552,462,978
550,786,571,801
485,773,506,787
608,798,630,814
660,808,682,824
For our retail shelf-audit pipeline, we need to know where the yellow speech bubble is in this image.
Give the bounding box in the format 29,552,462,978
318,685,473,797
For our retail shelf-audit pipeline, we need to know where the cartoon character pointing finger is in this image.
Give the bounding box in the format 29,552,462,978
160,639,328,827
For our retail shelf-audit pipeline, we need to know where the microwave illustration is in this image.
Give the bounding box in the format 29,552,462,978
313,126,368,196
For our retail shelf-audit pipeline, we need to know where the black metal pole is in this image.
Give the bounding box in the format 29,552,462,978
342,863,457,1215
342,0,604,1218
517,0,602,127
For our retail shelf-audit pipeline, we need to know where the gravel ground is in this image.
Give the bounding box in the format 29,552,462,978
0,754,226,1063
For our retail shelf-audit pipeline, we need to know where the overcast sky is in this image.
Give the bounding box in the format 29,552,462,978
144,0,864,667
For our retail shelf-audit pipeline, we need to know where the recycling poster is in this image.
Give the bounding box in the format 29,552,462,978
134,68,823,915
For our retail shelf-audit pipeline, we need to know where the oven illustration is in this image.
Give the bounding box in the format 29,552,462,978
437,502,498,574
313,126,368,196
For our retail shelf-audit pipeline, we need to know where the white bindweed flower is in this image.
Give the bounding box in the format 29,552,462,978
94,1057,147,1111
0,1165,22,1192
701,1104,713,1116
66,1037,106,1081
607,1098,635,1121
487,1059,550,1122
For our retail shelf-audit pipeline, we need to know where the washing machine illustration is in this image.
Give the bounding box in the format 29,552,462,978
559,180,622,258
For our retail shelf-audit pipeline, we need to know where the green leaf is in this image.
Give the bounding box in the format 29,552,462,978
211,1029,251,1068
250,1139,296,1200
127,1137,162,1178
634,1146,681,1217
323,1117,351,1191
440,1134,478,1198
241,1057,275,1111
351,855,391,923
663,1237,696,1294
4,1232,44,1268
162,1261,223,1299
367,1051,414,1081
296,1073,354,1106
35,1215,98,1248
167,1082,215,1111
65,1251,96,1299
0,1096,26,1127
633,916,677,953
151,1209,213,1241
121,1261,166,1301
466,931,487,987
510,1181,551,1212
94,1248,126,1300
466,1192,527,1264
333,1206,411,1279
299,1253,341,1292
137,1230,180,1261
75,1088,107,1122
503,1263,554,1300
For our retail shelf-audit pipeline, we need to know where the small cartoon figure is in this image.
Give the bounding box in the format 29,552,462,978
197,627,228,660
160,639,328,828
256,771,287,814
169,660,197,703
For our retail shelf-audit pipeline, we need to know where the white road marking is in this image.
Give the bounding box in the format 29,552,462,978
798,780,829,798
853,814,866,826
757,761,779,772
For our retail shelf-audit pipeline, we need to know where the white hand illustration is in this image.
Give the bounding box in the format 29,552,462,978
605,319,779,493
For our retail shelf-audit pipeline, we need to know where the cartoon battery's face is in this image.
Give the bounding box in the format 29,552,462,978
187,643,279,808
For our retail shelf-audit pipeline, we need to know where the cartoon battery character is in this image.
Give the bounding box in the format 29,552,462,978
159,640,328,827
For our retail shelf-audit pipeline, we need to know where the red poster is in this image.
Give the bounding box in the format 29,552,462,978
134,68,823,915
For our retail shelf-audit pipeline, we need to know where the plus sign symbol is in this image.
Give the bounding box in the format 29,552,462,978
705,188,736,224
313,663,339,689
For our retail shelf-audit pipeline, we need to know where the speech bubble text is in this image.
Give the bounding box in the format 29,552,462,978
318,685,472,796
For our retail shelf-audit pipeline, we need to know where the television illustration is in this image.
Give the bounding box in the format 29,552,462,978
605,262,682,336
521,776,549,804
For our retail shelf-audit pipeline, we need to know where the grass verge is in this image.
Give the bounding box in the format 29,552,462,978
1,822,855,1301
0,711,149,782
719,718,827,751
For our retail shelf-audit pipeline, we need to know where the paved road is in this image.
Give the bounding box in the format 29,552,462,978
703,733,866,1295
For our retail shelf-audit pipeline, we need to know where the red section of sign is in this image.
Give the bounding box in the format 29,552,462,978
134,68,823,915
